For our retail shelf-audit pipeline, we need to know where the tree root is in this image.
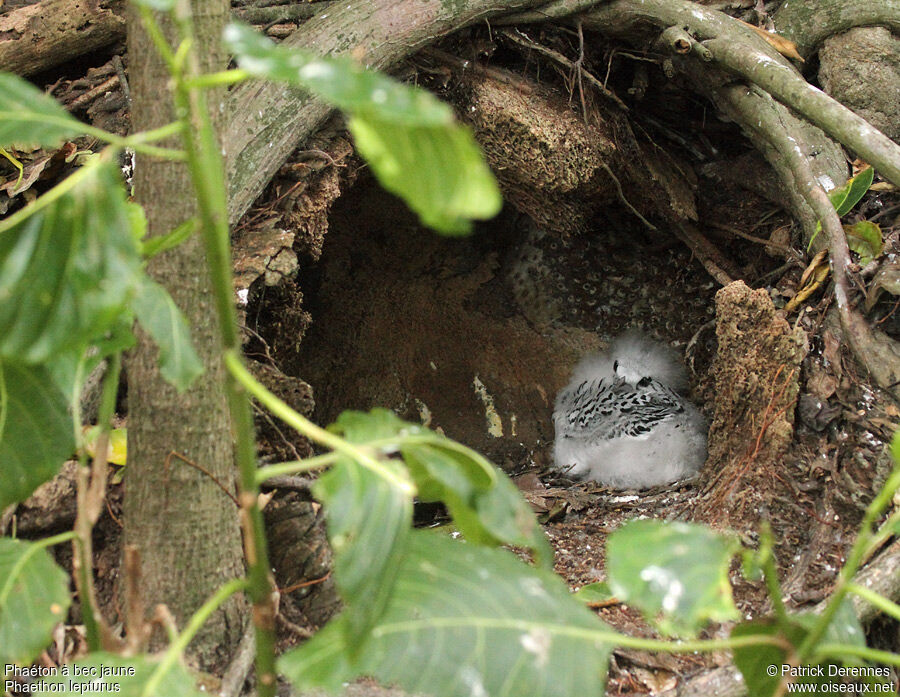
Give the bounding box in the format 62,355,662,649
223,0,551,225
508,0,900,395
772,0,900,58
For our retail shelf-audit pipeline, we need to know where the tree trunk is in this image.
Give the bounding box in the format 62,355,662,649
124,1,247,671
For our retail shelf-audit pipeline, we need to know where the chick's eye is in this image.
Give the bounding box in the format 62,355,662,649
637,377,652,388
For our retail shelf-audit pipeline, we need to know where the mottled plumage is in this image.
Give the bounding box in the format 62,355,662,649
553,332,707,488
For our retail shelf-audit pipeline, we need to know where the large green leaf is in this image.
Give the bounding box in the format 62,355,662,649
328,409,552,567
0,363,73,510
223,23,501,235
732,598,866,697
280,530,613,697
411,446,552,567
42,314,135,408
223,23,451,126
731,618,807,697
606,519,739,636
0,73,85,149
313,433,413,644
38,653,206,697
132,276,204,392
348,116,501,235
0,160,143,364
0,538,70,665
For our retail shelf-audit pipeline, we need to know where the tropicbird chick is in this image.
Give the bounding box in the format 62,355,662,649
553,332,707,488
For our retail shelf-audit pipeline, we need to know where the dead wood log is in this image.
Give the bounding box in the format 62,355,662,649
0,0,126,77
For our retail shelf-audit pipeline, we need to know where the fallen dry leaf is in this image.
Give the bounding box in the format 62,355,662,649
739,20,805,62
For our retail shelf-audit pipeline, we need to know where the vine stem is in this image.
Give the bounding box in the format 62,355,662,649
796,461,900,659
143,578,250,697
846,583,900,623
225,351,415,495
162,0,278,692
254,432,499,485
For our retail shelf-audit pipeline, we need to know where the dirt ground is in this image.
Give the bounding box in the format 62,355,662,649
242,173,900,690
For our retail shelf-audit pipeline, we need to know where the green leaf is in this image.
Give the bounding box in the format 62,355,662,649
224,23,451,126
313,456,413,645
328,407,417,443
0,73,86,149
0,160,143,364
127,200,148,244
845,220,882,266
0,538,70,666
572,581,615,604
732,618,807,697
0,363,73,510
38,653,206,697
606,519,740,636
43,316,135,402
348,116,500,235
140,217,197,258
800,597,866,650
829,166,874,217
402,440,548,553
223,23,501,235
331,409,552,567
732,598,865,697
808,167,876,251
132,276,204,391
280,530,613,697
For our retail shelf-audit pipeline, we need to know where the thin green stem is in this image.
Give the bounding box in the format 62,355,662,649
168,0,278,692
0,363,6,455
0,155,100,235
846,582,900,623
760,524,790,627
797,462,900,659
0,531,77,605
373,614,790,654
142,578,250,697
225,351,415,495
70,352,89,453
137,5,178,71
0,112,183,160
254,451,341,485
94,132,184,160
71,354,122,652
253,432,485,484
185,69,251,90
815,643,900,667
865,508,900,561
126,122,183,145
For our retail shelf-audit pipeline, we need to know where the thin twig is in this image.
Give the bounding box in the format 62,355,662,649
279,570,332,594
498,28,629,111
707,220,799,257
219,622,256,697
164,451,239,506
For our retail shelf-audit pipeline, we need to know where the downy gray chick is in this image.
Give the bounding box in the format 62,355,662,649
553,332,707,488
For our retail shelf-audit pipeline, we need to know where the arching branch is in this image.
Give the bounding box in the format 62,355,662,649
223,0,549,225
773,0,900,58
